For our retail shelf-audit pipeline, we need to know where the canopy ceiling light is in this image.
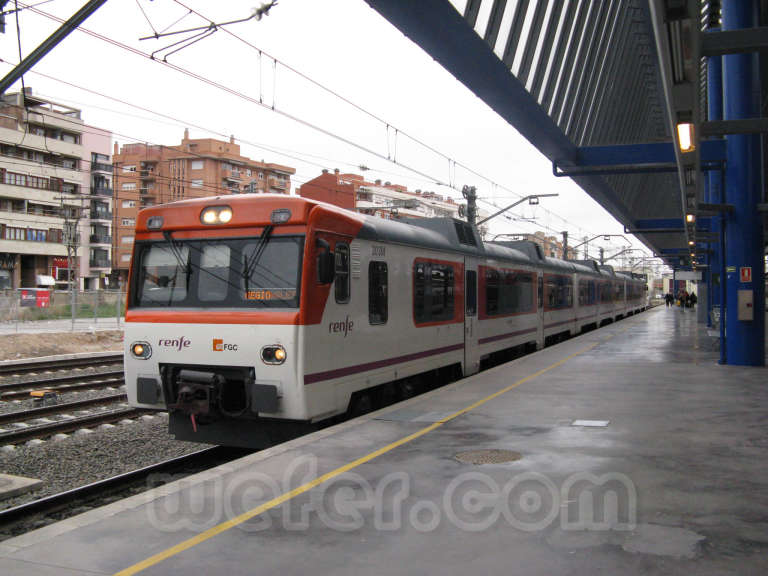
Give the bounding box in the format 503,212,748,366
677,122,695,153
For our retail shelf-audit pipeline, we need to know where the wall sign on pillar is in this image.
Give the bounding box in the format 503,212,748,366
739,267,751,283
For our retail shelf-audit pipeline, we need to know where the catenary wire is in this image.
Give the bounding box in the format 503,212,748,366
22,1,605,241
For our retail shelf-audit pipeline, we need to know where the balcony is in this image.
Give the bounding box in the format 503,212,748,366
268,178,287,189
91,186,113,197
89,234,112,245
90,209,112,220
390,198,420,209
89,258,110,269
91,162,112,173
140,169,156,180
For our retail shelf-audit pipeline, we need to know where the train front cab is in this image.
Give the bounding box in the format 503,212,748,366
123,196,364,448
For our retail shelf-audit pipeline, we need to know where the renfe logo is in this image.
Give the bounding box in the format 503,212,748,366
158,336,191,351
329,315,354,337
213,338,238,352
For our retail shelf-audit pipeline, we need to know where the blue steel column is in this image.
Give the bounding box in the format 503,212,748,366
722,0,765,366
706,14,723,327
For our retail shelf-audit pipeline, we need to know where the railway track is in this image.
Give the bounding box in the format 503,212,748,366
0,370,125,400
0,406,151,445
0,446,252,538
0,393,128,426
0,353,123,377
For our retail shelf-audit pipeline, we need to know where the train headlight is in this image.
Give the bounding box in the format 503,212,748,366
261,345,286,365
202,209,217,224
147,216,164,230
200,206,233,225
131,341,152,359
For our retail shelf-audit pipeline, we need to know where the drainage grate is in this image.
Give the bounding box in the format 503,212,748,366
454,449,522,465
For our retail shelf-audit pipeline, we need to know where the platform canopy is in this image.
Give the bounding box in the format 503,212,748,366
363,0,767,269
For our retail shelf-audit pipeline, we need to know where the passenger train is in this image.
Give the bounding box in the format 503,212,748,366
125,195,647,447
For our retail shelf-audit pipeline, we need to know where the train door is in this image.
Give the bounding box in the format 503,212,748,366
536,272,544,349
464,257,480,376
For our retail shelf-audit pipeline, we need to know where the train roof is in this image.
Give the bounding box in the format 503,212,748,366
569,259,601,273
488,241,600,274
358,216,495,257
599,264,616,276
360,217,549,267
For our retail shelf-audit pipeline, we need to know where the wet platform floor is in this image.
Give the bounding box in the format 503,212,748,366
1,306,766,575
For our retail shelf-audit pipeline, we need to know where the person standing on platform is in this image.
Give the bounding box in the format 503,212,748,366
689,292,697,309
665,292,674,307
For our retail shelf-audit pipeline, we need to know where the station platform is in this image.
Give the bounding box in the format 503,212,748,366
1,306,767,575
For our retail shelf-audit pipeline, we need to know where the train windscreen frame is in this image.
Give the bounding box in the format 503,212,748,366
130,235,304,309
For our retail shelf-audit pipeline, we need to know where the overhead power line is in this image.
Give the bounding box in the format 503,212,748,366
9,3,648,251
21,1,604,242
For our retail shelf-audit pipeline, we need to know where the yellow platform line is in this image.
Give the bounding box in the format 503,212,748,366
114,341,598,576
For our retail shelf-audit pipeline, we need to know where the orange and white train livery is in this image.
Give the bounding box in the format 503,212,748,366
125,194,647,447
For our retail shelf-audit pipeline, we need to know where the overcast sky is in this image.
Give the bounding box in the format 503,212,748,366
2,0,662,269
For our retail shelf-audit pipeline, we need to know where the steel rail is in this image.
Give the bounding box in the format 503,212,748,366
0,354,123,376
0,407,150,444
0,393,127,426
0,369,124,390
0,446,251,527
0,376,125,401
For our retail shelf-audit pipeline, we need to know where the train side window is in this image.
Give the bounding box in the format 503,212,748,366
430,265,454,321
413,261,455,323
334,243,350,304
465,270,477,316
414,262,426,321
369,261,388,325
485,269,500,315
545,275,573,309
538,275,543,309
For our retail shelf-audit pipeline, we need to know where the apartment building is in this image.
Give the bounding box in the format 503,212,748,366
0,89,112,290
82,126,113,289
298,169,464,218
111,129,295,282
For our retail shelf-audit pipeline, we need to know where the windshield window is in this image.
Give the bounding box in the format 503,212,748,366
132,236,303,308
139,244,190,304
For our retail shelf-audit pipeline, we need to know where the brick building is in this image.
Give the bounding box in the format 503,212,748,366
111,129,295,282
298,169,483,221
524,231,565,258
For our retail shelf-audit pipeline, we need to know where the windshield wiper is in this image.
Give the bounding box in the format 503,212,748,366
163,231,190,274
243,224,273,292
161,231,192,304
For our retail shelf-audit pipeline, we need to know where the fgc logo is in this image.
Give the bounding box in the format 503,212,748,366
213,338,238,352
